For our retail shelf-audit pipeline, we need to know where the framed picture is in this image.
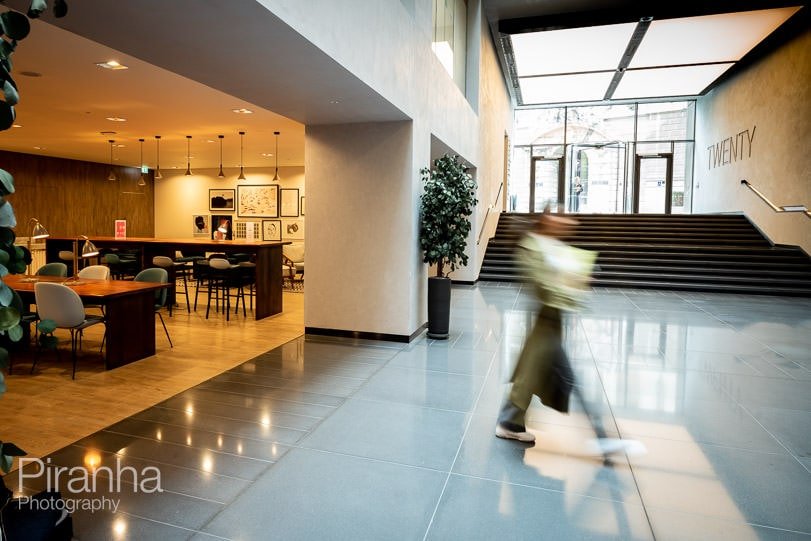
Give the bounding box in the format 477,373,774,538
209,189,235,211
300,196,305,216
280,188,300,217
262,219,282,241
237,184,279,217
282,218,305,240
211,214,233,240
192,214,210,237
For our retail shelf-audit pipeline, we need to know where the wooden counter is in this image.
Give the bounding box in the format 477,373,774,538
45,237,290,320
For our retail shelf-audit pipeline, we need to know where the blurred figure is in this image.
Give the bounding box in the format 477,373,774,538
496,209,642,456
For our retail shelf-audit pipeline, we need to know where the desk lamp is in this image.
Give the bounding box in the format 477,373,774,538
22,218,50,281
67,235,99,283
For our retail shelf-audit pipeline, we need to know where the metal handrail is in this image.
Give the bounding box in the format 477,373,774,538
740,179,811,219
477,182,504,245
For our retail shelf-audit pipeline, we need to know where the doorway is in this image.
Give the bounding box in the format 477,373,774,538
529,156,564,212
633,153,674,214
568,142,627,214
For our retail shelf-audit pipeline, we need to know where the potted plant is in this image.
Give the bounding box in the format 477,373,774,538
419,154,477,339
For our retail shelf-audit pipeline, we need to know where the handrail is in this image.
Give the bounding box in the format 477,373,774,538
477,182,504,245
740,180,811,219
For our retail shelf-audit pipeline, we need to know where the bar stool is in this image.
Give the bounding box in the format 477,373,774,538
152,256,191,314
58,250,75,276
205,258,246,321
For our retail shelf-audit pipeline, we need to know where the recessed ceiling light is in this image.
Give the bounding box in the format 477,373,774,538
261,153,274,157
100,130,116,135
96,60,129,70
232,108,253,114
116,144,126,147
206,139,215,143
33,146,43,150
329,99,341,104
12,124,21,128
106,117,127,122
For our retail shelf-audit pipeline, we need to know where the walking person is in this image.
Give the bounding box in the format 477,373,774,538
496,210,642,456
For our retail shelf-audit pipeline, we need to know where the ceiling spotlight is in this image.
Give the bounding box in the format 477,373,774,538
272,131,281,182
96,60,129,70
237,131,246,180
105,117,127,122
232,108,253,114
11,124,21,128
154,135,162,180
185,135,192,176
217,135,225,178
107,139,117,181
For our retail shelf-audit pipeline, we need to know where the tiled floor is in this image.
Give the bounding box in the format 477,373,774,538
7,284,811,540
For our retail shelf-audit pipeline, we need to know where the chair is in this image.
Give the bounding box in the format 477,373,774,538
58,250,75,275
103,252,139,280
152,255,191,314
77,265,110,280
35,262,67,277
205,258,245,321
32,282,106,379
134,268,172,347
282,243,305,290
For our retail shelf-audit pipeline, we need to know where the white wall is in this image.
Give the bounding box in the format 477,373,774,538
305,122,421,336
694,27,811,253
154,166,305,239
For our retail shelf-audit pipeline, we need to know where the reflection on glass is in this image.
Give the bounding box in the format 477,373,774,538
566,104,636,144
567,143,627,214
637,101,694,141
514,108,566,145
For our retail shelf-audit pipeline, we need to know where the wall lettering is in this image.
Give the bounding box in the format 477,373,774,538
707,125,756,169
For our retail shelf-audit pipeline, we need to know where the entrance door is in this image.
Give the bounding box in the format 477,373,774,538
529,156,564,212
568,143,627,214
634,154,674,214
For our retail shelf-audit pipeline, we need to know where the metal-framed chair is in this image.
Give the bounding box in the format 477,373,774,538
133,268,172,347
35,262,67,277
32,282,105,379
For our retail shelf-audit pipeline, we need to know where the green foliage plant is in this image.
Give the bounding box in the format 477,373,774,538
419,154,478,278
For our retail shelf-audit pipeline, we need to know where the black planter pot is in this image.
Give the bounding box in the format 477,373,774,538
427,276,451,339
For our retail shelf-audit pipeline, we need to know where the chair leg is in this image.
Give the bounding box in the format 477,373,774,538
182,273,191,312
70,329,78,380
157,311,173,348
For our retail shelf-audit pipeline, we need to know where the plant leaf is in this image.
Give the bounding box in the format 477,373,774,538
0,169,13,196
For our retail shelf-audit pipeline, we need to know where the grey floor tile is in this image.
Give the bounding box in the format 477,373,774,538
647,508,811,541
388,344,495,375
70,511,195,541
746,405,811,459
426,474,654,541
355,364,485,412
629,437,811,533
153,401,321,432
104,418,291,463
201,448,446,540
196,379,345,407
454,415,638,504
300,397,468,470
167,388,336,419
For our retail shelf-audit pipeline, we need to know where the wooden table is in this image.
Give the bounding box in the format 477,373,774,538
6,274,168,370
45,237,289,320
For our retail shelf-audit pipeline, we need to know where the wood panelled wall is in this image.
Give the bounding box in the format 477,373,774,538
0,150,154,238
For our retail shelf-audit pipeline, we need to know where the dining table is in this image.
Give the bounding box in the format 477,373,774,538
6,274,168,369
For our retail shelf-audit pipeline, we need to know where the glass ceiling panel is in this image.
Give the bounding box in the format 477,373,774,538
511,23,636,76
613,64,732,100
520,72,614,105
629,7,801,68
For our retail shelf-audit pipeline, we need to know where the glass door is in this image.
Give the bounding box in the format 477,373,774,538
568,143,627,214
529,156,564,212
634,154,674,213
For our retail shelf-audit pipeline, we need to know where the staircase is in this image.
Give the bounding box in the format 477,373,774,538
479,213,811,296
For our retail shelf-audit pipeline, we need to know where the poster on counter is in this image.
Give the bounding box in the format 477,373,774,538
114,219,127,238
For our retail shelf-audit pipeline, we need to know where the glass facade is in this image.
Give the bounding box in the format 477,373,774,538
510,101,695,214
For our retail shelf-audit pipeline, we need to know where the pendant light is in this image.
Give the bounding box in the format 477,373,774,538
154,135,163,179
107,139,117,181
272,131,280,181
137,138,146,186
237,131,246,180
184,135,192,175
217,134,225,178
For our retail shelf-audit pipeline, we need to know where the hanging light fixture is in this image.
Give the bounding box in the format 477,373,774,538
137,138,146,186
217,134,225,178
107,139,117,181
237,131,246,180
272,131,281,181
154,135,163,179
185,135,192,175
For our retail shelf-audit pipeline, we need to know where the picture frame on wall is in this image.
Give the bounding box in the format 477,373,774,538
209,189,235,211
262,219,282,241
192,214,210,237
300,196,305,216
211,214,233,240
237,184,279,217
282,218,305,240
280,188,300,217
